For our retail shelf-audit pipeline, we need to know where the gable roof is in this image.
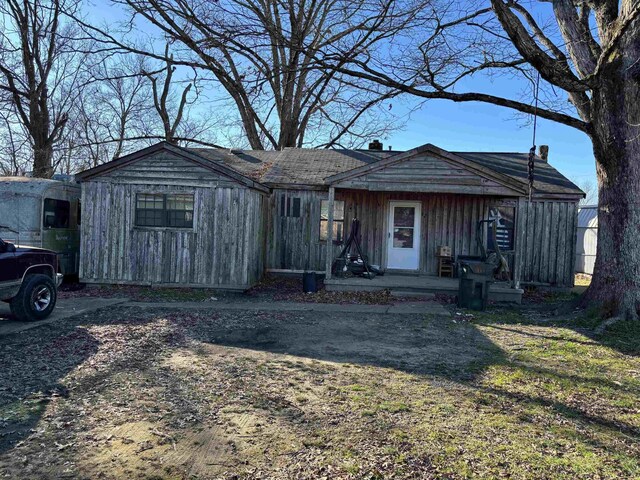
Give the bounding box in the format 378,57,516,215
76,142,583,198
190,144,582,198
76,142,269,193
325,143,528,195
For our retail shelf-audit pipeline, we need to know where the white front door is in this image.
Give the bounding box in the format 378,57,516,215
387,201,421,270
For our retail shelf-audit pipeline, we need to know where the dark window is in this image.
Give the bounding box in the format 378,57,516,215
135,193,194,228
320,200,345,243
166,194,194,228
76,201,81,226
281,195,301,218
43,198,70,229
488,206,515,251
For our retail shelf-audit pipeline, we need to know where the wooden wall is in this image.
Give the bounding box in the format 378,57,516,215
80,181,267,289
267,189,493,275
267,188,578,287
266,189,338,271
517,199,578,287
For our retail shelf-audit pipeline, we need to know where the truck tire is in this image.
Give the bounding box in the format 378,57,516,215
10,274,57,322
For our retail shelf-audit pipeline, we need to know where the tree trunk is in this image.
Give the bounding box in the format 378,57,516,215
32,143,54,178
580,23,640,321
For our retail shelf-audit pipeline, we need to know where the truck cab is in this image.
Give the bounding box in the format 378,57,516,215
0,233,62,321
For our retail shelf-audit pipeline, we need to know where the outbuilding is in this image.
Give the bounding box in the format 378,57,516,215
76,143,269,290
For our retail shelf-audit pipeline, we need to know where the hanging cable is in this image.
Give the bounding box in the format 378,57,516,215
528,72,541,202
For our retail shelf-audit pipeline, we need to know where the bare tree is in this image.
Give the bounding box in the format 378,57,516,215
576,179,598,206
143,45,192,145
0,0,88,177
333,1,640,323
74,0,419,149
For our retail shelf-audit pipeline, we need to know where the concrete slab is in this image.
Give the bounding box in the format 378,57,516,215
325,274,523,304
0,297,129,336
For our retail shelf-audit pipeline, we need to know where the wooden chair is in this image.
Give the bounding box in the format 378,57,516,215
437,256,454,277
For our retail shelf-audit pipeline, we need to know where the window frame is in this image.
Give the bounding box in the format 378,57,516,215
134,192,195,230
43,198,71,229
319,199,345,245
487,205,515,252
280,195,301,218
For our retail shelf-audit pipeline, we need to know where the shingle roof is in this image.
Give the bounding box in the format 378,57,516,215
190,146,582,197
190,148,382,185
453,152,583,196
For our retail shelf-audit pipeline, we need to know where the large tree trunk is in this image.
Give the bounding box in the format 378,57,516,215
32,143,54,178
580,23,640,322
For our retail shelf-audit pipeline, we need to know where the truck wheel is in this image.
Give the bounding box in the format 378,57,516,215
10,274,57,322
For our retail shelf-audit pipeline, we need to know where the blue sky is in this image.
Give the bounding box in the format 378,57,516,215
388,98,596,187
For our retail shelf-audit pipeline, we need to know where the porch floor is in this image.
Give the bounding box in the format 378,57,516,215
325,273,523,304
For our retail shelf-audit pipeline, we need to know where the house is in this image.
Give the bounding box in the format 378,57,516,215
75,141,584,295
576,205,597,275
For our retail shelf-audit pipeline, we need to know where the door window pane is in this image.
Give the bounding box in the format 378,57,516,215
393,228,414,248
394,207,415,227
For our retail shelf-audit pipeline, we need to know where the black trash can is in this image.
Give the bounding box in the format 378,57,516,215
457,261,493,310
302,271,318,293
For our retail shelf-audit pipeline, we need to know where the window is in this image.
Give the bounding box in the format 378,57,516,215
320,200,345,243
43,198,70,229
135,193,194,228
280,195,301,217
488,206,515,251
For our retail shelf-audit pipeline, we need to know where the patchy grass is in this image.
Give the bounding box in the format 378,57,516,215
0,305,638,479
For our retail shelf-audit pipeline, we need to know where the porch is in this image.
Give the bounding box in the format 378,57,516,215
324,273,523,304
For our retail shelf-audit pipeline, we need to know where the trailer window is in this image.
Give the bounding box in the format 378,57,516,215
43,198,71,229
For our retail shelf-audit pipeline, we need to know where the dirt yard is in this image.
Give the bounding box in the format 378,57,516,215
1,303,639,479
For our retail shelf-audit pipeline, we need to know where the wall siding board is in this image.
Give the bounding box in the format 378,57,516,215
81,178,266,289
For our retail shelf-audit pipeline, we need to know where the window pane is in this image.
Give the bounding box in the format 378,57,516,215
488,207,515,251
167,194,193,211
320,200,345,220
137,194,163,210
320,220,344,243
320,200,345,242
136,193,164,226
292,197,301,217
166,194,194,228
393,227,414,248
43,198,71,229
394,207,415,227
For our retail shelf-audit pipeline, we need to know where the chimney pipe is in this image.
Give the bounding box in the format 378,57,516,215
538,145,549,162
368,139,383,151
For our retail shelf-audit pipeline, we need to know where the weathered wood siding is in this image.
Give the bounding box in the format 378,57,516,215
267,188,577,286
517,199,578,287
80,181,267,289
267,189,493,275
96,150,241,188
266,189,339,271
333,154,520,196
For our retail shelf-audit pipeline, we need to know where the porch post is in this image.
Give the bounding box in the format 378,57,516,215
512,197,526,289
325,186,335,279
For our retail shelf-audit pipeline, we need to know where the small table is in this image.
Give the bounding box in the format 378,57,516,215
437,256,454,277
